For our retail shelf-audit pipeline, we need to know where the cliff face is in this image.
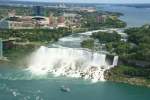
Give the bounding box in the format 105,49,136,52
104,67,150,88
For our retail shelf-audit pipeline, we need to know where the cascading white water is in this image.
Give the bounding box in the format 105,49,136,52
27,46,112,82
27,29,119,82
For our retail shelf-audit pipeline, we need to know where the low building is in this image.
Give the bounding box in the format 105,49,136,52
58,16,65,24
63,13,82,28
0,16,50,29
0,12,82,29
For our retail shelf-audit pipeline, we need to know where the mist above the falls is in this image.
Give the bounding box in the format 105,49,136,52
27,46,116,82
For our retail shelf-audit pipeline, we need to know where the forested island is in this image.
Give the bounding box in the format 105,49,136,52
81,25,150,87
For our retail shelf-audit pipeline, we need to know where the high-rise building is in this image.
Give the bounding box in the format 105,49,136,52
33,6,44,16
96,15,107,23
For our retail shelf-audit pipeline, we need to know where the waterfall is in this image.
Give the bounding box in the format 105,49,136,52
27,46,116,82
26,29,120,82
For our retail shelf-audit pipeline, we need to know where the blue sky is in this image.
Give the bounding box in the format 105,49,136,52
15,0,150,3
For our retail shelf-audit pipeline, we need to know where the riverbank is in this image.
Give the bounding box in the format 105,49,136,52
104,66,150,88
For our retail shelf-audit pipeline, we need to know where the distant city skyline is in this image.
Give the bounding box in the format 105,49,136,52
10,0,150,4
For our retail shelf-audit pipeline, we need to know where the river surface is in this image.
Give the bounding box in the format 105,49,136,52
0,29,150,100
0,64,150,100
1,4,150,100
98,4,150,27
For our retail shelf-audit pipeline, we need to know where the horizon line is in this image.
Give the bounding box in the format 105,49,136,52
2,0,150,4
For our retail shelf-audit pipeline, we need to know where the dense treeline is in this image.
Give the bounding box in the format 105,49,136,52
80,31,122,51
80,12,126,30
105,65,150,87
81,39,94,50
91,26,150,62
108,65,150,79
0,28,71,43
92,31,121,43
92,31,131,57
80,31,125,54
104,18,127,28
124,25,150,61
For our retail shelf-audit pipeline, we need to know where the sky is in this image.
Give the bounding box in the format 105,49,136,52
13,0,150,4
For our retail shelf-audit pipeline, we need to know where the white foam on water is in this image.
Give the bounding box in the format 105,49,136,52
79,30,108,36
59,36,82,42
27,46,113,82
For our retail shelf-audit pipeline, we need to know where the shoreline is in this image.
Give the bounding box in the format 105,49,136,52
104,67,150,88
